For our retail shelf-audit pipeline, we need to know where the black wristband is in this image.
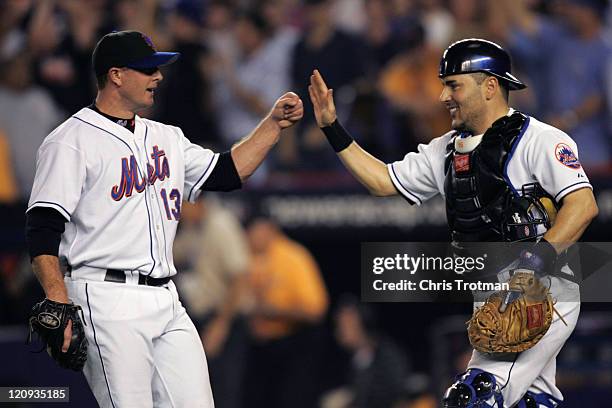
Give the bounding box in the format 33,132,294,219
321,119,354,153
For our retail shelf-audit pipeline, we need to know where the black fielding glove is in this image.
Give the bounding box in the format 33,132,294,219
27,298,88,371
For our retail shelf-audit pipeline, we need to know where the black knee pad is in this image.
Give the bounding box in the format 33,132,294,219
442,368,503,408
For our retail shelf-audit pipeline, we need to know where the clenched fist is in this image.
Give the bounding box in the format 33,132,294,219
269,92,304,129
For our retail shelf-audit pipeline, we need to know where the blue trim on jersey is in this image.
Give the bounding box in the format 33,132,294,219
73,116,132,154
86,283,117,408
27,201,71,219
144,125,171,278
389,164,421,205
554,181,592,201
188,156,217,202
502,116,531,197
142,125,158,276
72,116,147,180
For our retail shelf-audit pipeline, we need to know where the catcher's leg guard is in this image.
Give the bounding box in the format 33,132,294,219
516,391,561,408
442,368,504,408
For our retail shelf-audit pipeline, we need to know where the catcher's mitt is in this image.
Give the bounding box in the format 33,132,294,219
27,298,88,371
467,272,565,354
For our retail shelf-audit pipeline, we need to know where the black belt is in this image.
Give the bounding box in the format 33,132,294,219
104,269,171,286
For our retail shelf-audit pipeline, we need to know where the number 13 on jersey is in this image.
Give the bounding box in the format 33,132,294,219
160,188,180,220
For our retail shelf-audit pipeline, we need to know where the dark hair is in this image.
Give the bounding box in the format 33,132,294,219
337,294,379,335
96,73,108,89
236,9,272,37
471,72,509,102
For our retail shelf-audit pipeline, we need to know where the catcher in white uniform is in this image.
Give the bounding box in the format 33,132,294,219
25,30,303,407
308,39,598,407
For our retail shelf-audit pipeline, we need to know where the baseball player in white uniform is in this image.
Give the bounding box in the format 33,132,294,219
25,30,303,407
308,39,598,407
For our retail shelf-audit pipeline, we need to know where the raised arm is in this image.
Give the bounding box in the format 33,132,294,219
308,69,397,196
231,92,303,182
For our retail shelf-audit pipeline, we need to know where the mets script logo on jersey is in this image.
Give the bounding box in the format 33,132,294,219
554,143,581,169
111,146,169,201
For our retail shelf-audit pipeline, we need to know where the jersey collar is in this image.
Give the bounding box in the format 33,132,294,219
75,107,141,140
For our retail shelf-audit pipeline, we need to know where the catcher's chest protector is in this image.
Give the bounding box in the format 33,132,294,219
444,112,529,242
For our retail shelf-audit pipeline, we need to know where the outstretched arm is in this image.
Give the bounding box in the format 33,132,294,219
231,92,303,182
308,69,397,196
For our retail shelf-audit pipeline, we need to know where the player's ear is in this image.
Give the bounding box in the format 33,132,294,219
108,68,123,87
484,76,498,101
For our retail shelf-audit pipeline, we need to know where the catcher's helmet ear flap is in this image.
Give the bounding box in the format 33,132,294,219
502,184,558,242
439,38,526,90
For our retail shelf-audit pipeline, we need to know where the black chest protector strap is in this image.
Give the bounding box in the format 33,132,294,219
444,111,529,242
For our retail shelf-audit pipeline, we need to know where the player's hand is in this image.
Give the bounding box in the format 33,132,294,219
45,291,73,353
62,320,73,353
270,92,303,130
309,69,337,127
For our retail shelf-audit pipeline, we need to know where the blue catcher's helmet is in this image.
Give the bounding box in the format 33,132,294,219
439,38,526,90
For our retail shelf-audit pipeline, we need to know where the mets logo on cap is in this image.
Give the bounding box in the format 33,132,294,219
555,143,581,169
141,33,157,51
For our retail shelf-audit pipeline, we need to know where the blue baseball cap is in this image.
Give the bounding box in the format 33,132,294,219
92,30,180,76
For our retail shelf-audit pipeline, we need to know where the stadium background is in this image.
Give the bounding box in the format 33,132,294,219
0,0,611,406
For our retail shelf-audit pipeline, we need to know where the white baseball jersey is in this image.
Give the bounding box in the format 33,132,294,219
387,109,591,406
388,109,592,207
27,107,219,278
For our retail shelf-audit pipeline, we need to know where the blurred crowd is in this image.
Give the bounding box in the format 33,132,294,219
170,197,427,408
0,0,610,204
0,0,611,406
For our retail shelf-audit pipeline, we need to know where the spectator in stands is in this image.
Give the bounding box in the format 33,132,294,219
203,0,240,67
208,8,291,182
256,0,303,168
362,0,424,78
290,0,367,170
173,197,250,408
260,0,301,45
210,8,291,144
446,0,492,43
321,296,410,408
153,0,220,148
378,27,449,150
497,0,612,169
0,129,18,204
420,0,455,51
0,50,63,201
243,218,329,408
34,0,110,114
607,55,612,144
114,0,167,47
